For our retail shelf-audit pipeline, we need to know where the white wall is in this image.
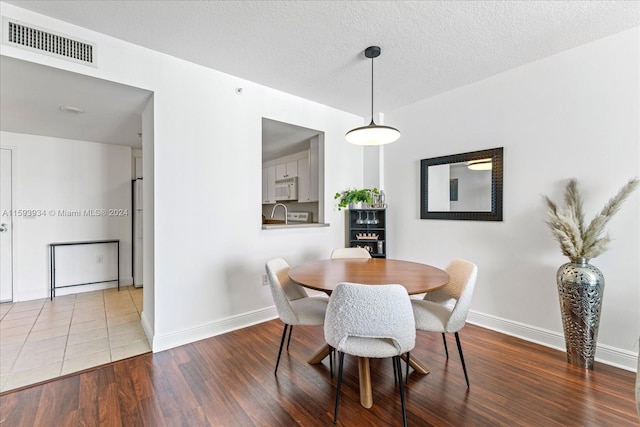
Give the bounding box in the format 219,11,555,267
141,96,155,339
0,3,364,351
384,27,639,370
7,3,634,370
0,132,132,301
427,164,451,211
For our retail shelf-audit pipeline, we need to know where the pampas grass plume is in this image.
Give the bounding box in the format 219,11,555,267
544,177,639,261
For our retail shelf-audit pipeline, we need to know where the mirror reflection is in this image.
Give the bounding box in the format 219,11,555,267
421,147,503,221
428,160,492,212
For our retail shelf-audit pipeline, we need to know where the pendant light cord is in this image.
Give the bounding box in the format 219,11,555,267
370,54,375,124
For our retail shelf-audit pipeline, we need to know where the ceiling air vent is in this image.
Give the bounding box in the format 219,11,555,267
2,18,96,67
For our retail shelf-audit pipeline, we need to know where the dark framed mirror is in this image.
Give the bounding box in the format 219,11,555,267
420,147,503,221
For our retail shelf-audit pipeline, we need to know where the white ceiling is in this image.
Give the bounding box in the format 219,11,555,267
0,56,151,147
262,119,321,162
1,1,638,149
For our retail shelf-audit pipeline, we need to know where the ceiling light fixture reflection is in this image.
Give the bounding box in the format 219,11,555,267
467,159,493,171
345,46,400,146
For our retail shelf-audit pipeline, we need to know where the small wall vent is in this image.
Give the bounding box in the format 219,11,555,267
2,18,96,67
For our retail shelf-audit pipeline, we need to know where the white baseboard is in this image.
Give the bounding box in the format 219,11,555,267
467,310,638,372
145,305,637,372
151,306,278,352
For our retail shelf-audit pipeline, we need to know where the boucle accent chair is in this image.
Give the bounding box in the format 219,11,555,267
324,282,415,426
265,258,328,375
411,259,478,387
329,247,372,259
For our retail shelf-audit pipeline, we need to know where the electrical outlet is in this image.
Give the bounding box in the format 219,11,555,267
96,254,104,264
262,273,268,286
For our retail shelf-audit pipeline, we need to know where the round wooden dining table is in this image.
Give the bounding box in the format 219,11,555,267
288,258,450,408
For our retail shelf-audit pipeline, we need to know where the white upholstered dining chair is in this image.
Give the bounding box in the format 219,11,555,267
324,282,415,426
410,259,478,387
329,247,372,259
265,258,328,375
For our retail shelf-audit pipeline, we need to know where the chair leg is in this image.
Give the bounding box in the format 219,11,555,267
333,352,345,424
395,356,408,427
405,351,410,384
286,325,294,351
442,333,449,359
274,324,289,375
393,357,398,384
454,332,470,388
329,346,334,379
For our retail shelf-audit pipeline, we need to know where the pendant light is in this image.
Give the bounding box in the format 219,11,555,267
345,46,401,146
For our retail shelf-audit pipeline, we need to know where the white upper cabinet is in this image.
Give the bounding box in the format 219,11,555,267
262,166,276,204
297,142,319,202
297,155,310,202
263,143,319,205
276,160,298,180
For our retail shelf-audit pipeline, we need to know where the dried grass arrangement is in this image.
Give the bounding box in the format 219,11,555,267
544,178,639,261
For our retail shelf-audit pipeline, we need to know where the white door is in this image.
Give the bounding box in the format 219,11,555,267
0,148,13,302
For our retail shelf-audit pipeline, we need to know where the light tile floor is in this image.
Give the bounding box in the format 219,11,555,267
0,286,150,392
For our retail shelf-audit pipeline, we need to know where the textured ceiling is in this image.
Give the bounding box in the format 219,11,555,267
1,1,638,148
5,0,639,119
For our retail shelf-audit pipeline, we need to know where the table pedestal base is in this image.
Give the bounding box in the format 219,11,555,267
308,344,331,364
402,353,430,375
308,344,430,408
358,357,372,408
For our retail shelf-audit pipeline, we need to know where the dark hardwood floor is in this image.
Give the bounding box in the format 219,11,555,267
1,320,637,426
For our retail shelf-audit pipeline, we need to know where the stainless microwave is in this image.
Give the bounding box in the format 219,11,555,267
275,177,298,201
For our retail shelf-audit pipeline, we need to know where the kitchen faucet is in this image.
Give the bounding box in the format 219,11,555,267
270,203,288,224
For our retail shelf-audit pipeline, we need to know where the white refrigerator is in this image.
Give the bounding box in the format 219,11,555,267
133,178,143,287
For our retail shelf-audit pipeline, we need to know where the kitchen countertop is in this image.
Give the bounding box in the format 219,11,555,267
262,223,330,230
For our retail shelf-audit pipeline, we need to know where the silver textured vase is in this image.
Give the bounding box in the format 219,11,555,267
556,257,605,369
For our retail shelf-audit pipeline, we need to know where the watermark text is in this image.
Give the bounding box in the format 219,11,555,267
2,209,129,218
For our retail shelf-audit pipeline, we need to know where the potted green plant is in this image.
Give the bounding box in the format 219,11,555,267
334,188,379,210
543,177,638,369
